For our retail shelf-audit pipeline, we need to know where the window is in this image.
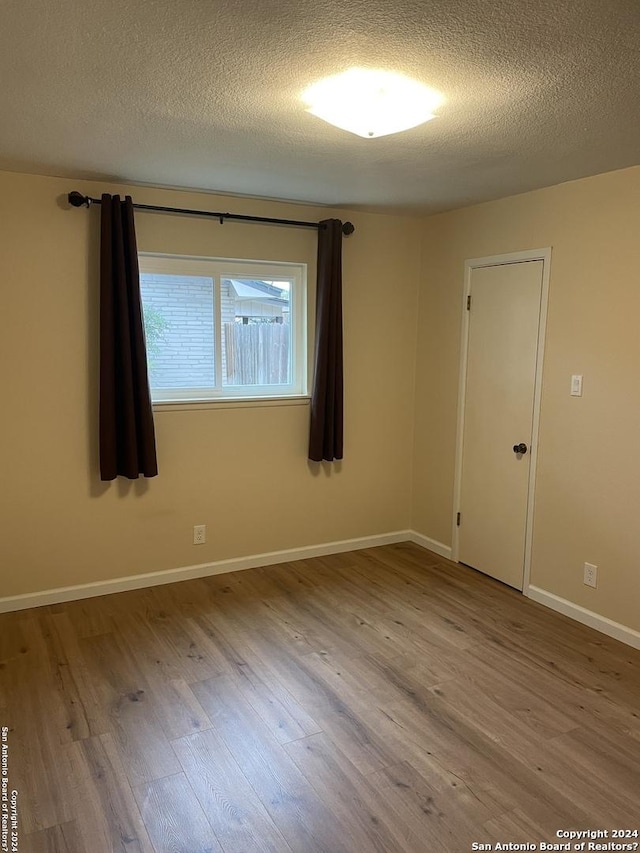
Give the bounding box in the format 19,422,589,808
139,254,306,402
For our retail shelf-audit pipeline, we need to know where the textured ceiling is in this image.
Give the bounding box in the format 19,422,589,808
1,0,639,213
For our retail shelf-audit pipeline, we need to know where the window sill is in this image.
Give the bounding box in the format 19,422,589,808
152,395,311,413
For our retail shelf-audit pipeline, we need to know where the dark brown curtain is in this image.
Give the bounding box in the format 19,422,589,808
309,219,344,461
99,194,158,480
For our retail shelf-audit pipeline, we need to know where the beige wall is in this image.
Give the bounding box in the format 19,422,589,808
413,165,640,633
3,164,639,637
0,171,421,597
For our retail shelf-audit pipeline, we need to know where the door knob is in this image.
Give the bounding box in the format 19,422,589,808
513,443,528,455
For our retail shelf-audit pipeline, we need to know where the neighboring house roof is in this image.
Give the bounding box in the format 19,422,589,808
224,279,288,303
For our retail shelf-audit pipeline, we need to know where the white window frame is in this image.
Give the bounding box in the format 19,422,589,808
139,253,307,403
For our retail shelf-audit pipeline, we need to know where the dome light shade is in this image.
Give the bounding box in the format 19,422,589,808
302,68,443,139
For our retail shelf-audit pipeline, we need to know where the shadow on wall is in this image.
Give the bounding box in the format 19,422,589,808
307,460,343,477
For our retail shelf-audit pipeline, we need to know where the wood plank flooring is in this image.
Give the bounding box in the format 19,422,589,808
1,543,639,852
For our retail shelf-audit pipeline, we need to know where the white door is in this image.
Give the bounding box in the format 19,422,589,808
458,260,544,589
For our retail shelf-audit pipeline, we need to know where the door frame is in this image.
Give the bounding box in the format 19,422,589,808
451,248,552,593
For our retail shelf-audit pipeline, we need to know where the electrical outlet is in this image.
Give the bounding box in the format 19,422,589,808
193,524,206,545
583,562,597,588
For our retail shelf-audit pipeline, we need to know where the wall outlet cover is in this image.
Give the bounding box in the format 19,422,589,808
583,562,597,588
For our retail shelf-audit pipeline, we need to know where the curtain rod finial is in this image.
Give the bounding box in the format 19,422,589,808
342,221,355,236
68,191,91,208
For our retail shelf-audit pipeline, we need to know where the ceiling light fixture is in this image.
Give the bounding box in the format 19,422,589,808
302,68,443,139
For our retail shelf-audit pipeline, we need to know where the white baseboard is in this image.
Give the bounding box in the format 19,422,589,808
0,530,412,614
527,585,640,651
408,531,452,560
6,531,637,652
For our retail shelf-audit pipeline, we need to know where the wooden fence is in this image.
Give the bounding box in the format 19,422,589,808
224,323,290,386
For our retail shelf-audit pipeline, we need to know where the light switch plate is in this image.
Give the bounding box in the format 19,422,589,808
570,375,583,397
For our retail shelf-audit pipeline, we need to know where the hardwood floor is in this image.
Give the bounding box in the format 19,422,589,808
1,543,639,852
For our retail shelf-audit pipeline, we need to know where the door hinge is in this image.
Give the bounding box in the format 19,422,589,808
466,294,471,311
456,512,461,527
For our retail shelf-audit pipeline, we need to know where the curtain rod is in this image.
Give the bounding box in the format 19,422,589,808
67,191,355,235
